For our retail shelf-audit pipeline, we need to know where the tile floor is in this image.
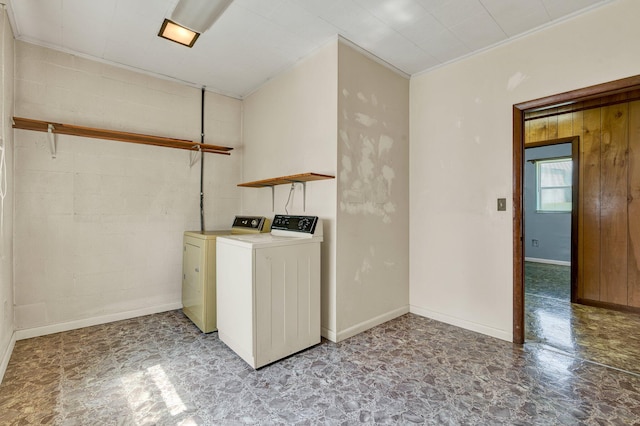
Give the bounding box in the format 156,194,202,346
1,308,640,425
525,261,640,375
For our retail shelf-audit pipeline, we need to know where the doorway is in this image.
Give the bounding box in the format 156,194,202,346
513,75,640,374
523,139,577,353
523,138,579,301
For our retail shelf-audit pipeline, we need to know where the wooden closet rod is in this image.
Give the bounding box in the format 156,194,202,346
12,117,233,155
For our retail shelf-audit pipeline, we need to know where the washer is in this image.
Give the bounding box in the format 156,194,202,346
216,215,323,368
182,216,270,333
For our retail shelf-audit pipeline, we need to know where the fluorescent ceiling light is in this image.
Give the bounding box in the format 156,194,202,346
158,0,233,48
158,19,199,47
171,0,234,33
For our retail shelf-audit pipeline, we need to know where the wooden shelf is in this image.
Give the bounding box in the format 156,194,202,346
238,172,334,211
12,117,234,155
238,172,334,188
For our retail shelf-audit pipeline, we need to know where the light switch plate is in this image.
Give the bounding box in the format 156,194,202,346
497,198,507,211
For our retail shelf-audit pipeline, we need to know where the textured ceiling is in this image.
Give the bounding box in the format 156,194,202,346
6,0,610,98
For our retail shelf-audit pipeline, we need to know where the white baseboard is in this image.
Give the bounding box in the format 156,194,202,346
0,332,16,384
324,305,409,343
15,302,182,341
321,327,337,342
525,257,571,266
409,305,512,342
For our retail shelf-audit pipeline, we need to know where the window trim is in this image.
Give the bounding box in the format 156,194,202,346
536,157,573,213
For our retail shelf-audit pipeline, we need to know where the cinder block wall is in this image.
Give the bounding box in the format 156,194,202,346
13,41,243,334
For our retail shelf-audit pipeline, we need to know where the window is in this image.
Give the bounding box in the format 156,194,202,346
536,157,572,212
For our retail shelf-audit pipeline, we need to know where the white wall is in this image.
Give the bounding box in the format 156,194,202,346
243,40,410,342
242,42,338,338
0,5,15,381
409,0,640,341
13,41,242,336
336,42,409,340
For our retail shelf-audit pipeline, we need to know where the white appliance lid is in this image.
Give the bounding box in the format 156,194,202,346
216,232,323,249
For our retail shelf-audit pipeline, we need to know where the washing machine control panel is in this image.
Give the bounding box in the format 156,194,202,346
272,215,318,234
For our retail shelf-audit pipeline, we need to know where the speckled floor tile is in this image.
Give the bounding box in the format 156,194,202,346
525,261,640,375
525,261,571,301
1,310,640,425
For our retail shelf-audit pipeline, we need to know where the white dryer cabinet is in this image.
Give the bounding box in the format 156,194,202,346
216,216,323,368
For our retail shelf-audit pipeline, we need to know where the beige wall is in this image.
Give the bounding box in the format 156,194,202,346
409,0,640,340
242,42,339,338
13,42,243,336
243,40,410,342
0,6,15,380
336,42,409,340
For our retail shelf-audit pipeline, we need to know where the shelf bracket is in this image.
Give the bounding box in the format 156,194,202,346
269,181,307,212
271,186,275,212
47,124,57,159
189,146,201,167
302,181,306,211
285,181,307,211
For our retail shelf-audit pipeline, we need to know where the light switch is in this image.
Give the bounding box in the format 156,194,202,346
497,198,507,211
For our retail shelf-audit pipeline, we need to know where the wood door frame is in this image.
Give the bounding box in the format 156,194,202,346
512,75,640,344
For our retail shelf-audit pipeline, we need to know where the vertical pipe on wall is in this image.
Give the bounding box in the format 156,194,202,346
200,87,205,232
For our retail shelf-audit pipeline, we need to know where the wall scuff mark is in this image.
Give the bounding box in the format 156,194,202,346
339,88,398,224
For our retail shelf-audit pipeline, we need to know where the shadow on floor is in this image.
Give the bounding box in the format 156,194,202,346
525,261,640,375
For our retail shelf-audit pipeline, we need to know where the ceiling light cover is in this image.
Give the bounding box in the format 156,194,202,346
171,0,234,33
158,19,200,47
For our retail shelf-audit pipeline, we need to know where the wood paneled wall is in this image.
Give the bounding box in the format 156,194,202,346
630,102,640,307
525,101,640,309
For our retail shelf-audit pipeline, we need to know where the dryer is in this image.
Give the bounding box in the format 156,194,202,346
182,216,270,333
216,215,323,368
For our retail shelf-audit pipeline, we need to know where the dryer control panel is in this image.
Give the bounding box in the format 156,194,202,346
272,215,318,234
231,216,270,233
